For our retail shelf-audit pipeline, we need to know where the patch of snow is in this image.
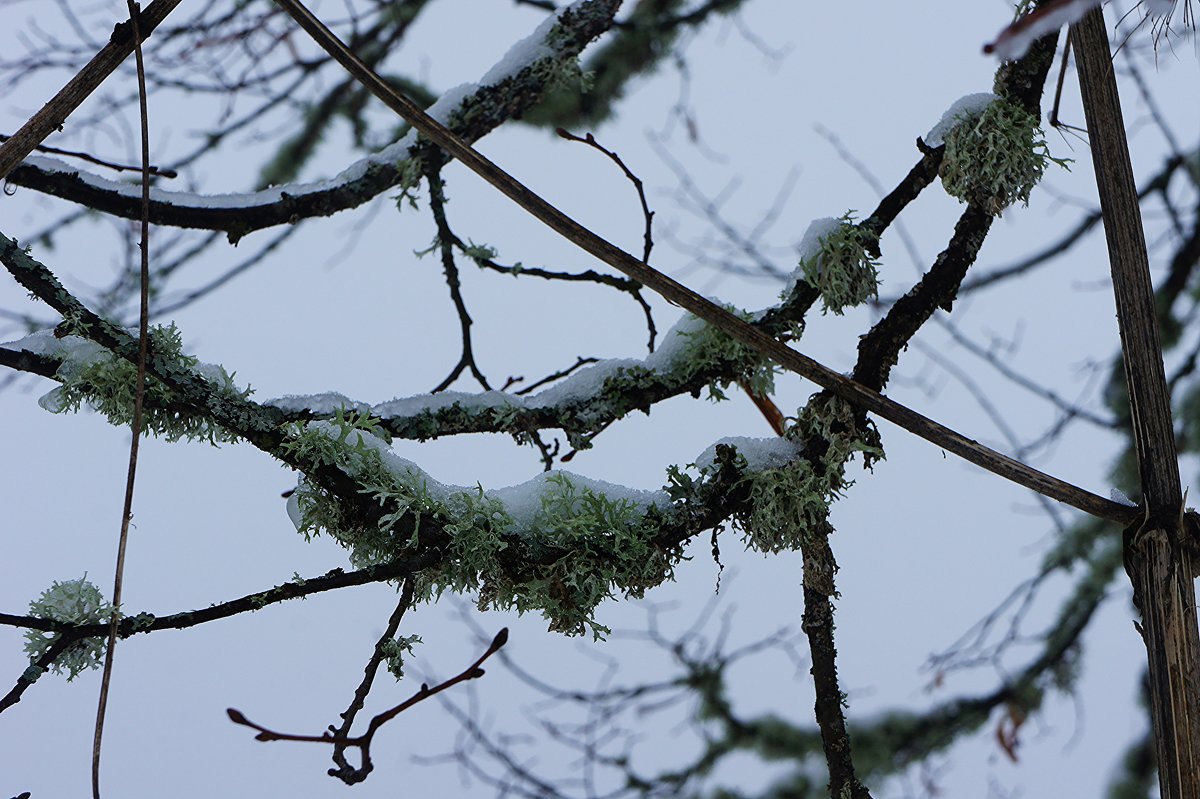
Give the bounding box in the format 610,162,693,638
644,315,708,374
694,436,803,473
266,392,372,415
490,470,670,533
1110,488,1138,507
526,359,644,408
292,423,670,535
373,390,521,418
924,93,998,148
3,329,107,369
783,217,845,294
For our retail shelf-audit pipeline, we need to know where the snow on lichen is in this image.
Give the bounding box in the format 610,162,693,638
924,93,999,149
6,325,250,443
694,436,803,473
281,409,676,639
24,577,114,681
733,396,883,559
936,97,1067,216
788,214,880,315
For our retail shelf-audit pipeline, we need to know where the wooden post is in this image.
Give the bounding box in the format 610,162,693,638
1072,10,1200,797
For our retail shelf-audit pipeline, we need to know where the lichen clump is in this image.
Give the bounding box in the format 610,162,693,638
24,577,114,681
738,395,883,556
796,215,880,315
668,307,779,400
938,98,1066,216
284,410,681,639
41,323,249,444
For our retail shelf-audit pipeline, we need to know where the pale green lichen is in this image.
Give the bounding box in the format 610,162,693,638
939,99,1068,216
283,409,433,566
668,308,778,400
41,323,249,444
797,214,880,315
392,158,424,210
284,410,680,639
382,633,423,680
738,395,883,555
24,577,114,681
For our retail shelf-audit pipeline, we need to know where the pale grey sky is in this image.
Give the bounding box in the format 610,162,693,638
1,2,1197,798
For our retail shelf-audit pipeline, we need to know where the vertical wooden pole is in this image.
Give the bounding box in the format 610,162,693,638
1072,10,1200,798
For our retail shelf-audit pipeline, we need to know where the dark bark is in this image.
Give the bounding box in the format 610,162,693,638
1072,10,1200,799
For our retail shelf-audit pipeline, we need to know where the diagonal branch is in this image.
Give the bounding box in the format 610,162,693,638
269,0,1137,526
0,0,183,181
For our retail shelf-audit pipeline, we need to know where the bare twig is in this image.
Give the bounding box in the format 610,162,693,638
329,580,416,783
227,628,509,783
0,133,176,177
556,128,655,265
92,5,153,798
0,0,183,181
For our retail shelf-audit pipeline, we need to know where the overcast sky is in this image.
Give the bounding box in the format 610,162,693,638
2,2,1198,798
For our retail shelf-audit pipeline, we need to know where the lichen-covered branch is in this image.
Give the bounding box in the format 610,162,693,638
3,0,621,240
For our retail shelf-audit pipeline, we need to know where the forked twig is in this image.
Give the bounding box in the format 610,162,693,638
227,628,509,783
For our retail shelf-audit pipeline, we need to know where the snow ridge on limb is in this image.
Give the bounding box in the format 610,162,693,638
3,0,619,241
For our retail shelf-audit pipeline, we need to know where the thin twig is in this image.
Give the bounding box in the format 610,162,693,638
555,128,655,264
227,628,509,782
92,5,153,798
0,0,183,181
330,580,416,783
0,134,177,177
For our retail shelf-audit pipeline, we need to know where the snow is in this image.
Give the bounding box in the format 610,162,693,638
292,423,670,535
16,1,591,214
694,436,803,473
984,0,1099,61
923,93,998,148
268,298,759,424
644,315,708,374
478,4,568,85
267,392,372,415
1109,488,1138,507
3,329,108,367
4,331,113,413
782,217,842,295
525,360,644,408
489,470,671,533
373,389,520,417
1,329,239,408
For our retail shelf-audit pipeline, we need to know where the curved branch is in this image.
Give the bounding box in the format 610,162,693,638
3,1,620,241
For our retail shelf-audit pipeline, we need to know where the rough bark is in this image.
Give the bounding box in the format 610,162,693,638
1072,10,1200,798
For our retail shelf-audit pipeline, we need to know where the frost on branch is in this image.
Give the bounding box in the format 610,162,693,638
23,577,113,681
